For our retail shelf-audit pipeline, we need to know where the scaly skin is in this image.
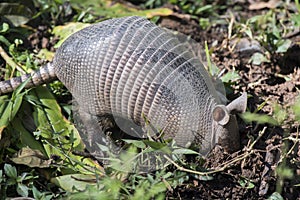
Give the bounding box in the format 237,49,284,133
0,63,57,95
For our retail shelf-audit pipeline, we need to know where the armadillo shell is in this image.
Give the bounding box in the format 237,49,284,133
53,16,221,150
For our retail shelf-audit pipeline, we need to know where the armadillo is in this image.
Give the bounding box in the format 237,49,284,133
0,16,247,156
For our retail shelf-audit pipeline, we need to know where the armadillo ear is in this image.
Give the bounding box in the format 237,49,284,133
226,92,247,113
213,105,230,126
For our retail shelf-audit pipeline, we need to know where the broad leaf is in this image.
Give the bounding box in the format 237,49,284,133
70,0,172,19
51,174,98,192
11,147,51,168
4,164,17,179
0,77,29,137
30,86,103,175
0,2,35,26
52,22,91,48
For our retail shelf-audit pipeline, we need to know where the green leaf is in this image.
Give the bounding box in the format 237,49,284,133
172,148,198,155
102,177,123,198
204,41,214,76
123,139,146,148
0,95,8,115
242,112,278,125
0,35,11,47
0,2,35,26
132,181,166,200
13,109,46,153
0,23,9,33
293,97,300,122
276,39,291,53
52,22,91,48
37,48,55,61
0,77,31,137
249,52,270,65
4,164,17,179
111,145,138,172
17,183,29,197
51,174,98,192
244,26,253,39
30,86,103,175
267,192,284,200
291,13,300,26
32,185,54,200
199,18,210,29
143,140,170,152
66,185,110,199
238,178,255,189
31,87,81,153
195,5,213,15
273,104,287,124
18,172,32,182
220,70,241,83
69,0,172,19
276,165,293,179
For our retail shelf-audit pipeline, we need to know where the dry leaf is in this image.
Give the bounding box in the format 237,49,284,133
249,0,281,10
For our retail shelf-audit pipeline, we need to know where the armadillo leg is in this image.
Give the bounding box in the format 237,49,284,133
75,109,114,162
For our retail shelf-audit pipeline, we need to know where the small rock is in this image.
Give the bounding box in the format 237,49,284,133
231,38,263,58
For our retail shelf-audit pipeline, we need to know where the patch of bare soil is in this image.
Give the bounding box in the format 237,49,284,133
159,5,300,200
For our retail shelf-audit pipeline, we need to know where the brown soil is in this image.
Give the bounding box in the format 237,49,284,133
159,4,300,200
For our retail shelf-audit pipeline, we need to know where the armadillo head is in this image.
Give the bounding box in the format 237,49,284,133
211,92,247,153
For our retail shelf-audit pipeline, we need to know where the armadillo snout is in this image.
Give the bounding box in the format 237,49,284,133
211,93,247,154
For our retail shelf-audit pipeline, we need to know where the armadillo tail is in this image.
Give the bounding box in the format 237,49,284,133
0,62,57,95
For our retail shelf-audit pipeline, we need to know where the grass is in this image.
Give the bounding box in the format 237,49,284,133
0,0,299,199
